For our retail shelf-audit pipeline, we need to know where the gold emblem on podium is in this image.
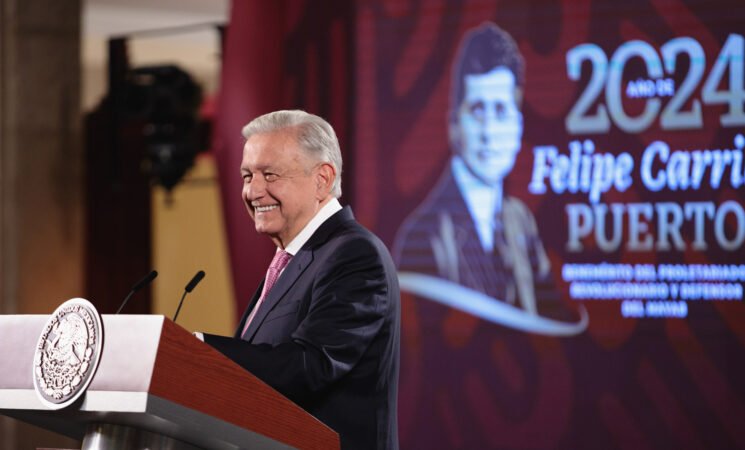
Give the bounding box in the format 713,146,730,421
33,298,103,409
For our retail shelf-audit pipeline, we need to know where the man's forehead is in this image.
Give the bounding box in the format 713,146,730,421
240,161,278,173
464,66,515,97
241,130,311,170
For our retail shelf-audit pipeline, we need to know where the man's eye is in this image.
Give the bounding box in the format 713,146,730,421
265,173,279,182
243,174,253,183
495,102,506,119
469,101,485,121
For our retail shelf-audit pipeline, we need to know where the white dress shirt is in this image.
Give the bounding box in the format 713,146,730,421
451,156,502,253
283,197,343,256
194,197,343,342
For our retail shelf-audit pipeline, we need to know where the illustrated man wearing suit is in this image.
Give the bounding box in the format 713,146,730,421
393,23,563,324
201,110,400,450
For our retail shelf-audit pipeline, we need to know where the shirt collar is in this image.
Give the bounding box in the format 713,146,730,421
283,197,342,256
451,156,502,252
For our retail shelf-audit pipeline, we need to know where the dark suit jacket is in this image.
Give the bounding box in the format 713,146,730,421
392,166,558,314
204,207,400,450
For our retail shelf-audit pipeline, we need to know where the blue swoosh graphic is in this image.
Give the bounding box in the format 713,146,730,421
398,272,589,336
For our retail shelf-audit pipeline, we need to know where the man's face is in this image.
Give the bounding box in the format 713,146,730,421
241,130,322,248
455,66,523,185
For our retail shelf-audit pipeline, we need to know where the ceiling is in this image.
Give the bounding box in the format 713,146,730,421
83,0,229,38
81,0,230,110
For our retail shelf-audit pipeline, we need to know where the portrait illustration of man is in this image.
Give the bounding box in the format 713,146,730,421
393,22,582,333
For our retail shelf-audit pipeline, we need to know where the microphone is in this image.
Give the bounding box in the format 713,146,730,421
173,270,205,322
116,270,158,314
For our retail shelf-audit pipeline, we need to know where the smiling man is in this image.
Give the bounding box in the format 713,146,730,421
201,110,400,450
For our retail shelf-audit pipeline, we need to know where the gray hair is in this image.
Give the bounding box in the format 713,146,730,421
242,110,342,198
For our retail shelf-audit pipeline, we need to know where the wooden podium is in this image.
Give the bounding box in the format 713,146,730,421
0,314,340,449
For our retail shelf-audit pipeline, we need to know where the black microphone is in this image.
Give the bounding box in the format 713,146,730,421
116,270,158,314
173,270,205,322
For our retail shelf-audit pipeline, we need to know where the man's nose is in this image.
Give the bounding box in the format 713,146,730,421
481,112,502,144
244,176,266,200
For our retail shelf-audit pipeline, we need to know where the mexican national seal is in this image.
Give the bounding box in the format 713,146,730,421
33,298,103,409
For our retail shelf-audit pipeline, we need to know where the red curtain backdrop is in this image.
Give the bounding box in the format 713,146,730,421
214,0,355,318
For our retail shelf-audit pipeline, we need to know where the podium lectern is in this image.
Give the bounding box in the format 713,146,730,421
0,314,340,450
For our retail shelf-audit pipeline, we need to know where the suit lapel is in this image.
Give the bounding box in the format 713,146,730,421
440,169,477,246
242,249,314,341
234,282,263,338
439,169,499,293
241,206,356,342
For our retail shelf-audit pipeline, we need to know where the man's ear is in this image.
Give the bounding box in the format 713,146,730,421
514,87,523,108
315,162,336,199
448,118,462,153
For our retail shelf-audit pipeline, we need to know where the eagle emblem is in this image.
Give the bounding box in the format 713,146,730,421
33,298,103,409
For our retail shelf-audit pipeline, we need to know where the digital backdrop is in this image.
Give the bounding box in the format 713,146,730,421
214,0,745,448
352,0,745,448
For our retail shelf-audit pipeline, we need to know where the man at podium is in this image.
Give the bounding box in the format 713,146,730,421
199,110,401,450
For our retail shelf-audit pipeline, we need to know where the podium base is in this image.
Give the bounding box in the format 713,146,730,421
81,423,201,450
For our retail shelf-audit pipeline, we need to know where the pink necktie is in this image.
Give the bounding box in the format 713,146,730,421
242,250,292,337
